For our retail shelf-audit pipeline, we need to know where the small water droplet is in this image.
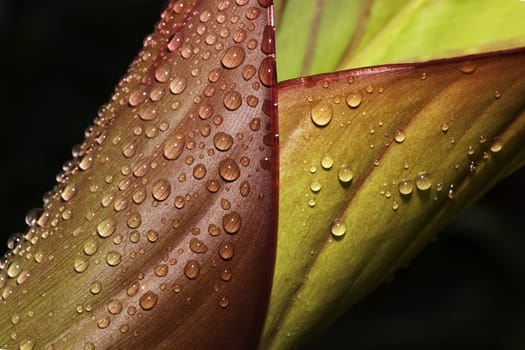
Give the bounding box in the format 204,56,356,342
398,179,414,196
459,62,477,74
107,299,123,315
310,101,333,127
139,291,159,310
206,179,221,193
330,219,347,238
154,264,169,277
73,257,89,273
218,296,230,308
90,280,102,294
127,212,142,229
19,339,36,350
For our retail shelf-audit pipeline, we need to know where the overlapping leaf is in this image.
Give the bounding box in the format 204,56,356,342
0,1,277,348
261,49,525,349
276,0,525,80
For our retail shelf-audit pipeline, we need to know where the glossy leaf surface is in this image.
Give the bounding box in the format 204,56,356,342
262,48,525,349
0,0,277,349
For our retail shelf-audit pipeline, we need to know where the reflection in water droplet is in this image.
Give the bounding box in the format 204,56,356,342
218,241,234,260
310,179,321,192
221,46,246,69
337,166,354,183
152,179,172,201
223,212,242,234
415,172,432,191
321,156,334,169
139,290,159,310
490,137,503,153
330,219,347,238
97,218,116,238
310,101,333,127
346,93,362,108
219,158,241,181
398,179,414,195
394,130,406,143
184,260,201,280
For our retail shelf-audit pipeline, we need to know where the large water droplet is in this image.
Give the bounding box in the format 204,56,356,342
106,251,122,266
223,212,242,234
219,158,241,181
321,156,334,169
398,179,414,196
152,179,171,201
184,260,201,280
107,299,123,315
139,291,159,310
258,57,276,87
223,90,242,111
337,166,354,183
214,132,234,151
394,130,406,143
164,136,185,160
310,101,333,127
97,218,117,238
221,46,246,69
61,183,77,202
346,93,362,108
169,77,187,95
415,172,432,191
330,219,347,238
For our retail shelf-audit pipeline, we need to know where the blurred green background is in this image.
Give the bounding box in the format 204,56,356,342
1,1,524,349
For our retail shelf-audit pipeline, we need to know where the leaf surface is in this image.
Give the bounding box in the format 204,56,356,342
0,1,277,349
261,48,525,349
275,0,525,80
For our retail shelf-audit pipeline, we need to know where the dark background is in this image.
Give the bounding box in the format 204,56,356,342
1,1,524,349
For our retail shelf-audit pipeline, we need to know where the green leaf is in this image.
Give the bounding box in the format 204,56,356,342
276,0,525,80
261,48,525,349
0,1,277,348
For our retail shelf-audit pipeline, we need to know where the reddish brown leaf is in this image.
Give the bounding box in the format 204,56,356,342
0,1,277,349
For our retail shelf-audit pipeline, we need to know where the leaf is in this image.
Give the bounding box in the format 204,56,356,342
275,0,525,80
260,48,525,349
0,0,277,349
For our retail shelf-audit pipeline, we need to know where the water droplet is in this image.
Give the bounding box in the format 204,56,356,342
214,132,234,151
164,136,185,160
168,31,183,51
169,77,187,94
127,212,142,229
321,156,334,169
97,218,116,238
154,63,171,83
61,183,77,202
218,241,234,260
310,179,321,192
310,101,333,127
139,291,158,310
218,296,230,308
398,179,414,196
154,264,169,277
189,238,208,254
106,251,122,266
192,163,207,180
184,260,201,280
337,166,354,183
19,339,36,350
261,25,274,55
223,211,242,234
219,158,241,181
107,299,123,315
415,172,432,191
240,181,251,197
330,219,347,238
223,90,242,110
206,179,221,193
459,62,477,74
394,130,406,143
73,257,89,273
346,93,362,108
258,57,276,87
490,137,503,153
90,280,102,294
152,179,171,201
221,46,246,69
